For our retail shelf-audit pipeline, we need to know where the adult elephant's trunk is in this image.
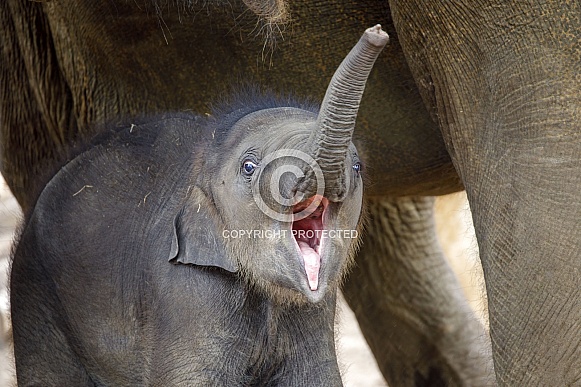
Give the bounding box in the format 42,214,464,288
298,25,388,202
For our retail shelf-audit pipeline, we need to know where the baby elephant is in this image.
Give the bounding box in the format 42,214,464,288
10,26,388,386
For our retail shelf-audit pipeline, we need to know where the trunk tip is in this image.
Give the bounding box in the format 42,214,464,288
364,24,389,48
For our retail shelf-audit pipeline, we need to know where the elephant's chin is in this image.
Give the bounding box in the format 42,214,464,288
291,195,328,292
236,195,351,305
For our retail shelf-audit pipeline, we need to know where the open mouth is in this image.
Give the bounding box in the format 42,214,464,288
291,195,328,291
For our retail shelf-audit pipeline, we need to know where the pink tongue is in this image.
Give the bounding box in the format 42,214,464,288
297,241,321,290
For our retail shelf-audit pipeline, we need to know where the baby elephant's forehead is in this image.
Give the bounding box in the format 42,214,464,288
227,107,316,144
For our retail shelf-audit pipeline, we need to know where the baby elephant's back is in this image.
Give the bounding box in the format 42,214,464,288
10,113,210,385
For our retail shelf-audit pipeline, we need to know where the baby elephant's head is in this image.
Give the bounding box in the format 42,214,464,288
172,26,388,304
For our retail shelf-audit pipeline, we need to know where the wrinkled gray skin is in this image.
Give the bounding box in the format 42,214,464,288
9,27,386,386
10,114,346,386
388,3,581,385
4,1,579,386
2,1,490,386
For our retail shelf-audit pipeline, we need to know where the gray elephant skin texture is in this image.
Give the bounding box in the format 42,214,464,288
9,99,360,386
4,1,580,386
10,22,391,384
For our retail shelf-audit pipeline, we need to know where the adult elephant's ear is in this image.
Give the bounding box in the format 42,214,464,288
169,187,238,273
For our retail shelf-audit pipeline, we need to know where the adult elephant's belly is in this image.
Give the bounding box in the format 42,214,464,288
37,0,461,201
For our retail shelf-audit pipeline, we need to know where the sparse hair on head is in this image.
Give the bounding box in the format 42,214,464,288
206,85,318,146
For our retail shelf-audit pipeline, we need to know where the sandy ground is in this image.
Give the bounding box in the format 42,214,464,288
0,177,484,386
0,179,19,387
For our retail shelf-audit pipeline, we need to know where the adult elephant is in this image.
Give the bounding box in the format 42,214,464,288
2,0,579,385
2,2,491,385
388,2,581,384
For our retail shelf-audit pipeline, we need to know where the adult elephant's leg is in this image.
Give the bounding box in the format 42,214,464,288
343,196,494,386
390,1,581,383
1,0,77,211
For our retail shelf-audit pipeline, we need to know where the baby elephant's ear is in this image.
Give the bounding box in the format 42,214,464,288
169,187,238,273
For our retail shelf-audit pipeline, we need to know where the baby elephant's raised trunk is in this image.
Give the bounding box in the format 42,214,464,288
299,25,389,201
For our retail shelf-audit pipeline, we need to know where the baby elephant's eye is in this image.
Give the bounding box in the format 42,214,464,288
352,162,362,174
242,160,258,176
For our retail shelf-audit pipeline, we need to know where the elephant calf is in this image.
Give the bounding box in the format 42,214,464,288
10,26,388,385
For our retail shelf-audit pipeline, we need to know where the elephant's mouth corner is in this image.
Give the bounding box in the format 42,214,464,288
291,195,328,291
